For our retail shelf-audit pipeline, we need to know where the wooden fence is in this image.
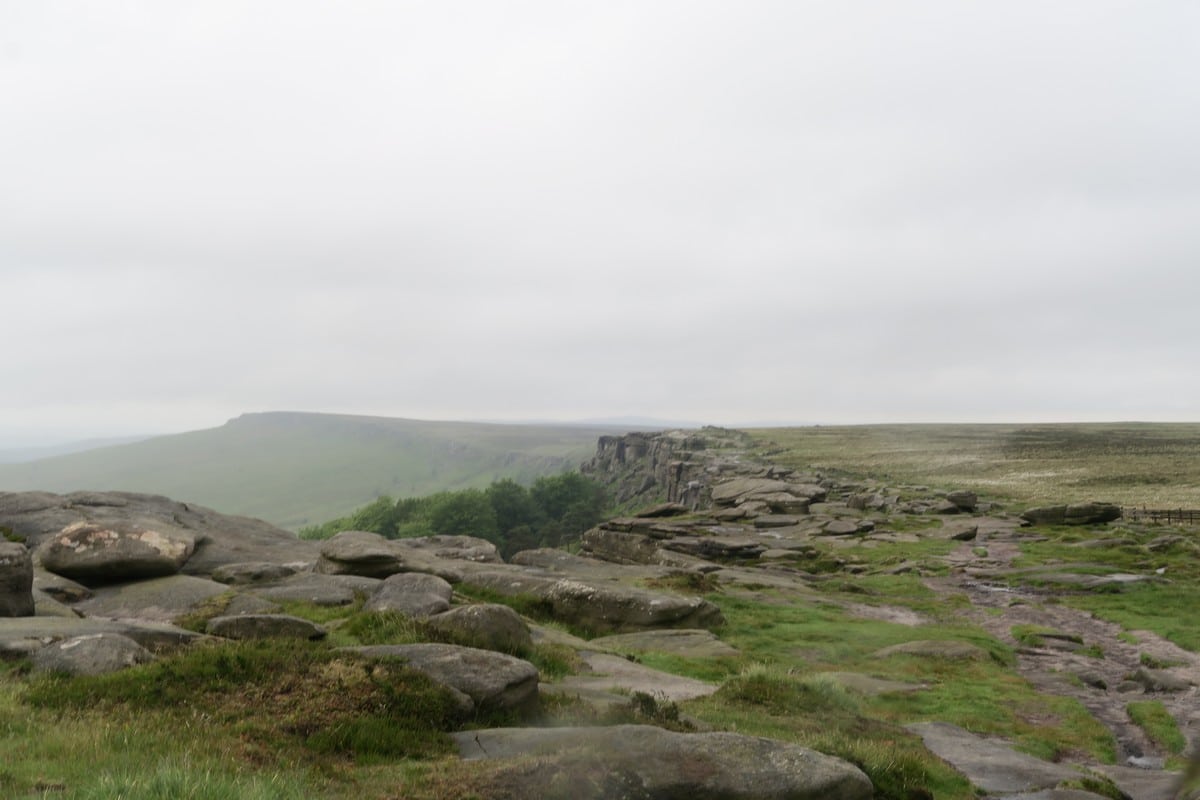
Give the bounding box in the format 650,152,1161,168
1122,507,1200,524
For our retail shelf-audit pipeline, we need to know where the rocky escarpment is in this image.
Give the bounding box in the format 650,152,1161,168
5,433,1193,800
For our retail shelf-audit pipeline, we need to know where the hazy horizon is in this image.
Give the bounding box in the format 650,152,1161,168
5,2,1197,444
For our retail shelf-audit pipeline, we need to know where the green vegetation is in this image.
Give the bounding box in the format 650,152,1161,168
1126,701,1186,756
751,422,1200,508
0,412,610,529
300,472,608,558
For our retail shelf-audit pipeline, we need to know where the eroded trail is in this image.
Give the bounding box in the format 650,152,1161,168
928,526,1200,775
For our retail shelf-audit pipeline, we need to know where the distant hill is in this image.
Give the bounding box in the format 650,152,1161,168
0,435,152,464
0,412,618,530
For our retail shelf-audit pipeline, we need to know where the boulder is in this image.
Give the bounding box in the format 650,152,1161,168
316,530,405,578
453,725,873,800
206,613,326,640
0,542,34,617
363,572,453,617
425,603,533,655
1021,503,1122,526
945,490,978,511
345,643,539,714
0,491,318,575
30,632,155,675
37,521,195,581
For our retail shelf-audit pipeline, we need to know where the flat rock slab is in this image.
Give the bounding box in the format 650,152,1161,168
589,629,739,659
0,614,203,653
74,574,230,623
906,721,1082,794
345,643,538,714
551,651,718,702
252,573,381,606
452,724,872,800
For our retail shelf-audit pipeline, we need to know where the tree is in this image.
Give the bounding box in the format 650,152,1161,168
486,479,545,537
429,489,499,539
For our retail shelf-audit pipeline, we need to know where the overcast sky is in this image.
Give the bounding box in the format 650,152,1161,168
3,1,1198,445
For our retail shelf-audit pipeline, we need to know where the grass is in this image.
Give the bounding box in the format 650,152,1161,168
750,422,1200,508
684,664,975,799
1126,701,1187,756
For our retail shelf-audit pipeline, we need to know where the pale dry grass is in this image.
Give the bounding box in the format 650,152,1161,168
750,422,1200,508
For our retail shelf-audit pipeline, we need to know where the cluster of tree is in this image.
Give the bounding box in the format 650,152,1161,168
298,472,609,559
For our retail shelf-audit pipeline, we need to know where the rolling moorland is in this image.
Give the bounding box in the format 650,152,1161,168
0,413,613,530
2,421,1199,799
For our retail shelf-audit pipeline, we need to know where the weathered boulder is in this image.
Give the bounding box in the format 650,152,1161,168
30,632,155,675
425,603,533,655
1021,503,1122,526
316,530,405,578
0,491,318,574
345,643,539,714
453,725,873,800
37,521,195,581
945,490,978,511
0,542,35,617
363,572,453,617
206,613,326,640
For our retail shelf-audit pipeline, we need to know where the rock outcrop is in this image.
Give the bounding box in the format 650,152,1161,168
0,491,319,574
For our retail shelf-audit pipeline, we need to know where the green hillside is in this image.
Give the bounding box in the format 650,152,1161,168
0,412,613,530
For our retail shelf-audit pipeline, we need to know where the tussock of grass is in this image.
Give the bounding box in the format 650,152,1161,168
60,759,310,800
1126,700,1186,755
23,639,466,760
